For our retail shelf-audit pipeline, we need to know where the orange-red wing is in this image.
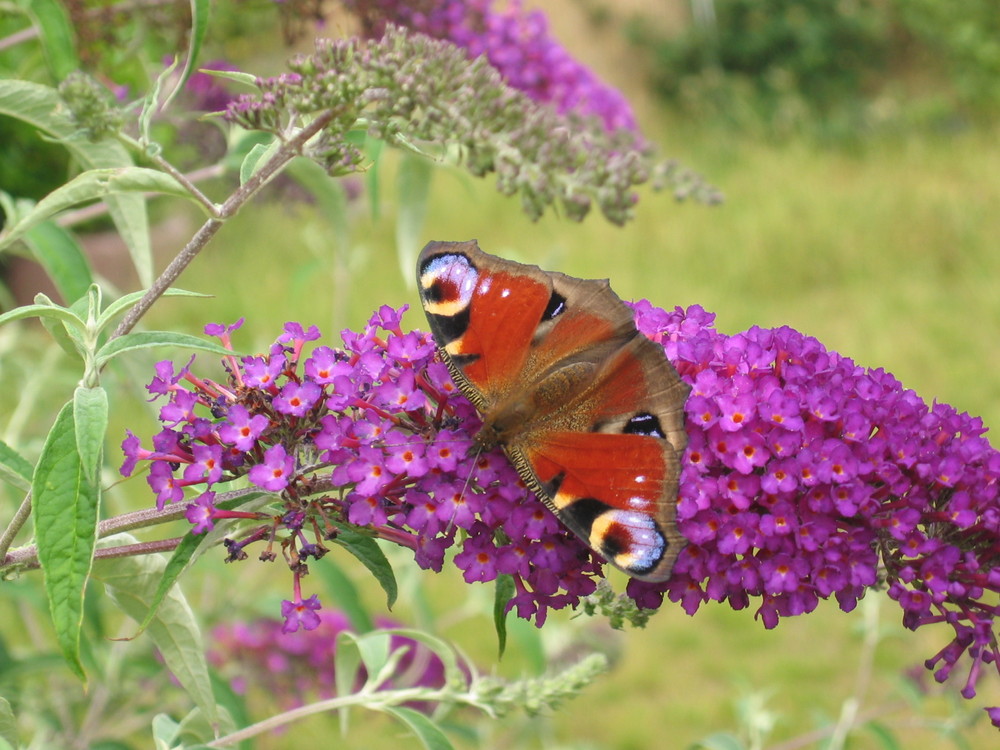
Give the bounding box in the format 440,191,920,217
515,430,681,580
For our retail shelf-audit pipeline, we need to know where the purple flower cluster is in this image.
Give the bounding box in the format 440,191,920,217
342,0,639,132
122,307,602,630
209,609,448,711
122,302,1000,721
625,301,1000,724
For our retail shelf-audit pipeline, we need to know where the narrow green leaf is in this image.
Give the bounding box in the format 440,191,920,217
0,439,34,492
316,557,374,634
333,630,364,731
0,301,84,330
72,386,107,483
0,80,154,285
382,707,455,750
493,574,514,659
356,631,391,683
20,220,94,306
0,167,193,253
134,491,269,634
396,153,433,282
40,314,84,360
334,528,397,610
97,287,211,329
239,141,276,185
201,69,258,88
95,330,236,367
27,0,79,80
162,0,211,110
32,401,100,681
0,696,16,747
150,713,181,748
373,629,465,688
138,56,179,146
93,535,219,730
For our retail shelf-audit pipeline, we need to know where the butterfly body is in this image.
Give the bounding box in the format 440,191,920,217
417,240,690,581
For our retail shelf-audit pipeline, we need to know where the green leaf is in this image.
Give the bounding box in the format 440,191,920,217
40,312,85,360
493,574,514,659
239,141,278,185
32,401,100,681
95,330,237,368
201,69,259,88
0,79,154,285
97,287,211,328
374,629,466,688
333,630,364,730
161,0,211,110
0,439,34,492
150,713,181,749
0,300,84,330
0,167,194,254
395,153,433,280
26,0,79,81
134,491,269,634
0,696,17,748
93,534,219,730
334,527,397,610
356,631,391,683
382,707,455,750
138,56,179,147
20,220,94,306
73,386,107,483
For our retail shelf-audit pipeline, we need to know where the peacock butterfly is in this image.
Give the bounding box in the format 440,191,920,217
417,239,691,581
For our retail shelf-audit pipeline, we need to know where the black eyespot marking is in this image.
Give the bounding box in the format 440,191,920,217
542,289,568,321
599,522,630,559
562,496,610,534
623,412,666,438
426,305,470,346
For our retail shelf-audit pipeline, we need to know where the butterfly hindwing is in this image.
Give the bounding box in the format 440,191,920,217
417,239,690,581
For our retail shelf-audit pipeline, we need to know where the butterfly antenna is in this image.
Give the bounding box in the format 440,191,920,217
443,442,484,536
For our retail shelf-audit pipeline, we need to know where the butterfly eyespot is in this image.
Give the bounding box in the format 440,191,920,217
419,253,479,314
541,289,568,321
623,412,667,439
589,508,667,576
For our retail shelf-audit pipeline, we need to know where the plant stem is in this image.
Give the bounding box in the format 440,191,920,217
112,109,338,338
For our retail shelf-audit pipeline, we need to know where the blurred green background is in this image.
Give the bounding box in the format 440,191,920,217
3,0,1000,747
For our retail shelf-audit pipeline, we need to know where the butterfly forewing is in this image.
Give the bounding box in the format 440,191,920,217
417,239,691,582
